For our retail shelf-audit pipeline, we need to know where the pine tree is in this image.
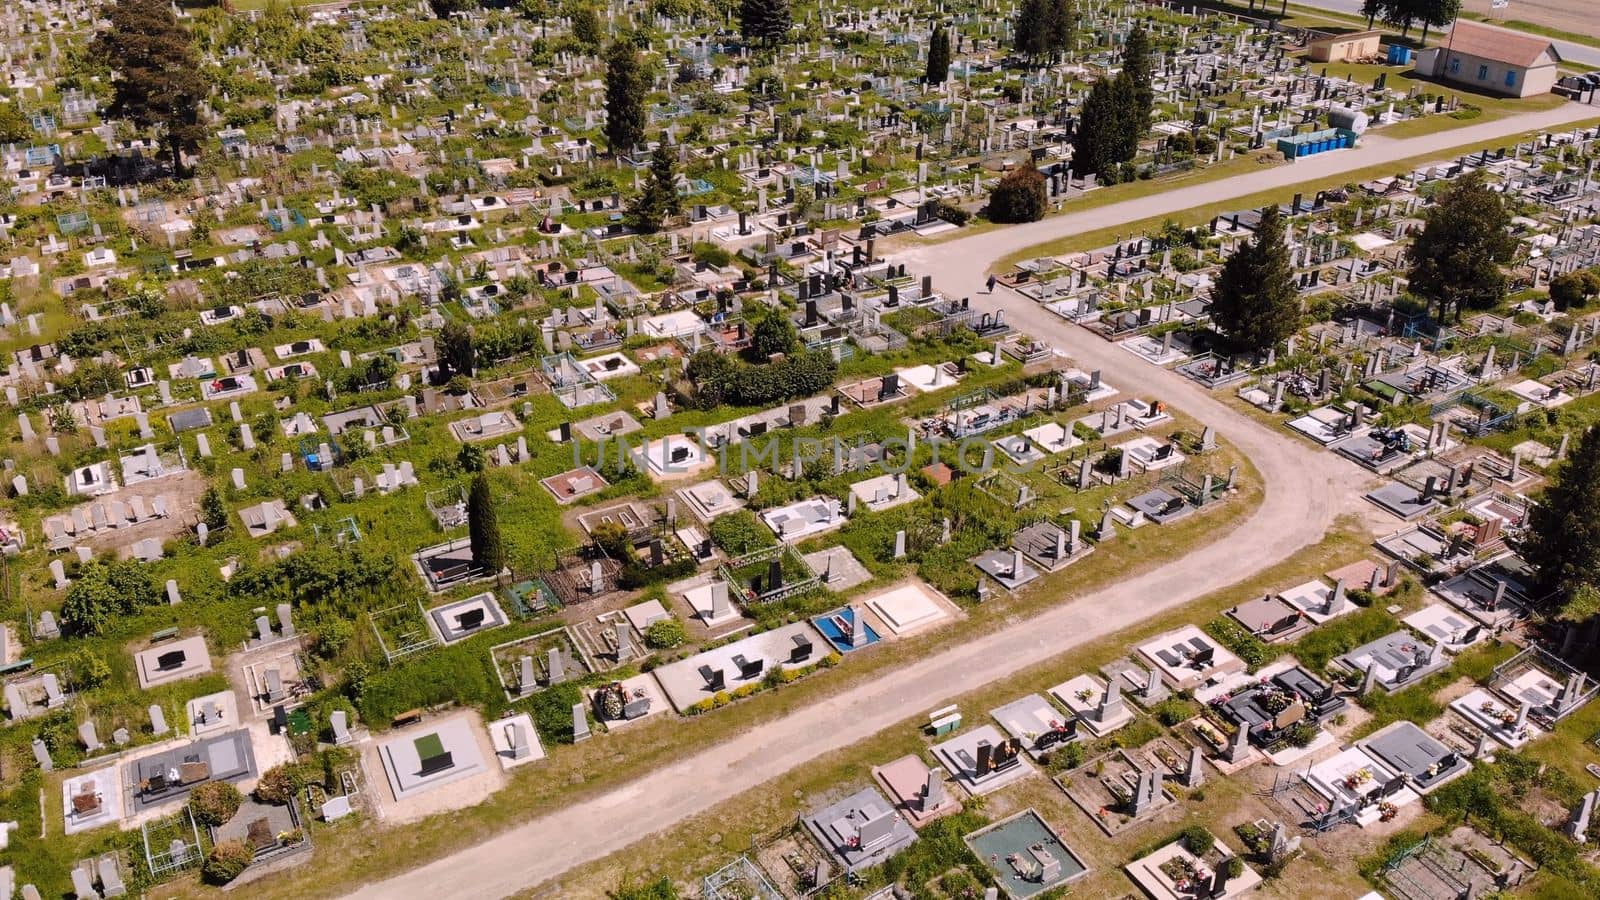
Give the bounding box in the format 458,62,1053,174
987,164,1048,223
926,24,951,86
1522,426,1600,632
93,0,208,178
738,0,792,48
467,473,506,573
1209,206,1299,353
604,41,648,157
625,144,681,233
1121,24,1154,143
1409,170,1516,323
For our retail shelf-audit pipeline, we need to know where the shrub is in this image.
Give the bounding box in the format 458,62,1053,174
1225,856,1246,878
1179,824,1214,856
1287,722,1318,748
1203,618,1277,671
69,649,112,690
190,781,243,827
645,618,686,649
255,764,297,805
986,164,1048,223
202,840,253,884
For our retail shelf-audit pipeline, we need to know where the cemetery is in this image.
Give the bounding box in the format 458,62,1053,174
0,0,1599,893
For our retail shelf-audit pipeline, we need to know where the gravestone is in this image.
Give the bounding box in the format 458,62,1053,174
1200,426,1216,451
508,721,531,760
1183,745,1205,788
572,703,591,742
78,721,102,752
1567,791,1595,842
331,710,352,745
1097,681,1124,723
148,704,168,736
893,529,906,559
277,603,295,637
1130,769,1160,814
519,656,536,695
166,579,181,605
255,615,272,644
614,623,633,660
322,796,353,822
547,647,565,684
923,765,946,812
1226,723,1251,763
31,738,51,772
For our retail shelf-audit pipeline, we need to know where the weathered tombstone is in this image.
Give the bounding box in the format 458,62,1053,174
1184,745,1205,788
1130,769,1160,814
31,738,52,772
277,603,294,637
1226,722,1251,763
78,720,102,752
1097,681,1124,723
893,529,907,559
547,646,565,684
166,579,181,605
572,703,591,742
331,710,352,745
148,704,169,736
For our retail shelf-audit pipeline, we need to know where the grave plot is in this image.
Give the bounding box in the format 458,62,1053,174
1428,558,1531,630
369,713,499,822
800,787,917,874
1224,594,1311,644
1485,645,1596,729
859,579,953,637
1334,629,1449,693
488,628,593,702
1404,604,1490,651
1048,674,1133,739
1011,519,1093,572
423,591,510,646
720,542,821,606
1209,663,1345,760
930,724,1034,797
1056,747,1176,837
652,622,826,713
540,466,609,505
964,809,1089,898
1123,830,1260,900
989,693,1079,760
411,537,496,594
803,545,873,593
751,820,841,899
1101,658,1173,709
588,675,665,729
543,548,625,607
369,603,440,663
810,605,881,654
1277,578,1357,625
62,767,123,835
872,754,962,829
1359,722,1473,794
1138,625,1246,692
132,634,213,690
128,729,258,815
1374,825,1535,900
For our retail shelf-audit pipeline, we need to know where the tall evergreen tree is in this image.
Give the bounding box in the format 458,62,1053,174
1409,170,1516,323
1108,73,1140,165
624,144,681,233
1209,206,1299,353
1522,427,1600,602
926,24,951,85
1037,0,1077,64
1012,0,1049,64
1121,24,1154,143
1070,78,1121,179
467,473,506,573
604,41,648,156
738,0,792,48
94,0,208,178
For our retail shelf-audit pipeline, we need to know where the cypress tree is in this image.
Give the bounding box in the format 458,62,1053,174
1070,78,1120,179
926,24,951,85
604,41,648,156
1209,206,1299,353
1108,73,1140,165
1409,170,1516,323
468,473,506,573
1121,24,1154,140
438,320,475,382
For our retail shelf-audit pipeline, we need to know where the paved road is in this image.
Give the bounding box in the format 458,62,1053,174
1290,0,1600,68
341,103,1594,900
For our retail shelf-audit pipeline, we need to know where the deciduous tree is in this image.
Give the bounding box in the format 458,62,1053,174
987,163,1048,223
1409,170,1515,323
438,319,475,381
93,0,208,177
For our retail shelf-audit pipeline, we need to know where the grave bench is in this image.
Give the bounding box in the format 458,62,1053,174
928,705,961,736
150,627,180,643
392,709,423,728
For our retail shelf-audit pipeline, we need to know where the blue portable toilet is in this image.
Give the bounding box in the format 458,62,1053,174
1386,45,1413,66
